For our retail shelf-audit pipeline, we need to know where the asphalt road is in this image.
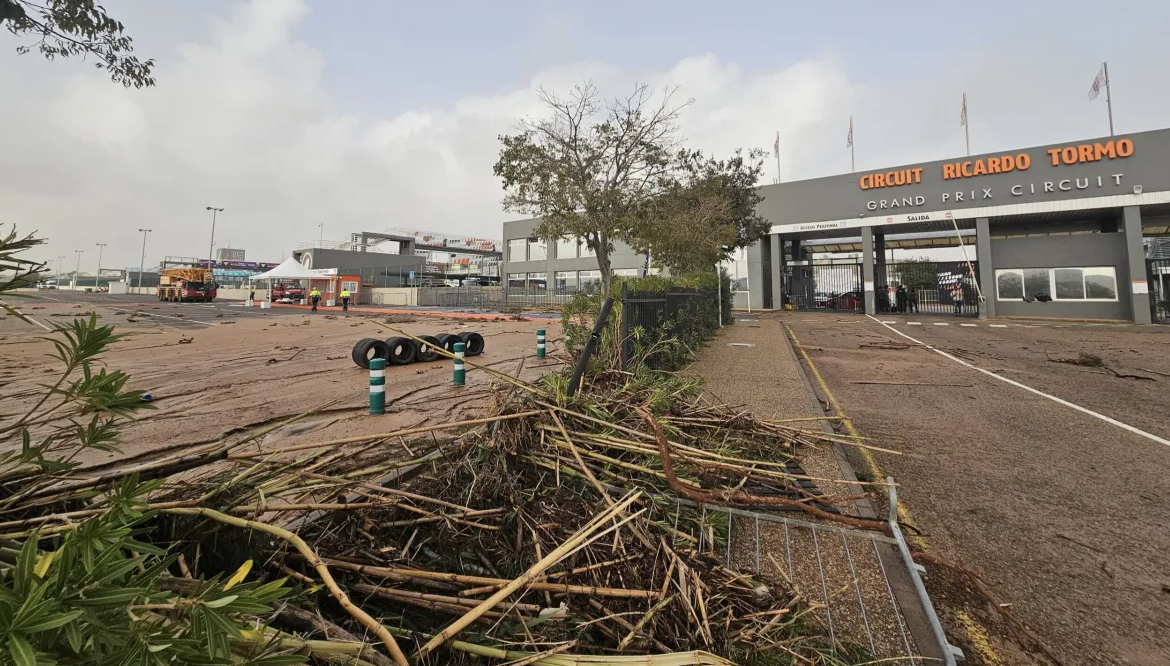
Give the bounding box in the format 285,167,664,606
786,313,1170,666
21,291,304,329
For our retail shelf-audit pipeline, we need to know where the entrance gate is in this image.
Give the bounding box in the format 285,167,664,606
1148,258,1170,323
875,260,980,317
783,263,864,313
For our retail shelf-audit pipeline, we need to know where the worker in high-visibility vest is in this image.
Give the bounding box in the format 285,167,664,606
309,288,322,312
340,288,351,312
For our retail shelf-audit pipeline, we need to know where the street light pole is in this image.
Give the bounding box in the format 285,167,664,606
137,229,152,290
94,243,106,289
73,250,84,290
206,206,224,266
56,256,66,285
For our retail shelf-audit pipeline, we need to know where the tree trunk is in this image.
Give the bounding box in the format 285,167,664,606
595,230,613,294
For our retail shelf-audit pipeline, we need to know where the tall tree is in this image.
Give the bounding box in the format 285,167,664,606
1,0,154,87
493,82,688,293
630,148,770,274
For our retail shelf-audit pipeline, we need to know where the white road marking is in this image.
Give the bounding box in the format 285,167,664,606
989,324,1007,328
868,315,1170,450
881,320,896,324
907,322,922,325
933,323,949,326
0,299,52,331
960,323,977,327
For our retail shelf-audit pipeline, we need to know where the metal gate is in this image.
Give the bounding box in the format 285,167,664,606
875,260,979,317
1149,258,1170,323
784,263,864,313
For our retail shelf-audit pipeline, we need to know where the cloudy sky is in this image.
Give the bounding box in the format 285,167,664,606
2,0,1169,272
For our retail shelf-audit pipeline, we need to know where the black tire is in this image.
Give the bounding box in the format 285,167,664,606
415,335,441,363
434,333,461,354
457,331,485,356
351,338,390,369
385,337,417,365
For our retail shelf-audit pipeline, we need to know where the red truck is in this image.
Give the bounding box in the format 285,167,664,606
270,281,305,303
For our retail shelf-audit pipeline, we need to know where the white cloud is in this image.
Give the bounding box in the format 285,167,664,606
2,0,1166,271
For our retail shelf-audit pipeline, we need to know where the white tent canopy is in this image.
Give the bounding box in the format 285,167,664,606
250,257,326,281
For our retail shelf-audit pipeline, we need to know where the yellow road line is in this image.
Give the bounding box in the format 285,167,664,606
958,611,1005,666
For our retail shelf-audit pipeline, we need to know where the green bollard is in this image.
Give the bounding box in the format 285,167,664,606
369,357,386,415
536,328,546,359
453,342,466,386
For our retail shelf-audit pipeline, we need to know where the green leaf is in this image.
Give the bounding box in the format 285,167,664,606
14,538,39,595
72,587,146,607
18,610,83,634
64,620,84,652
8,634,36,666
202,595,238,609
253,655,309,666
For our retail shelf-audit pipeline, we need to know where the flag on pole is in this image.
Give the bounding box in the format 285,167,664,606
773,131,780,158
1088,63,1106,101
960,93,968,127
846,117,853,148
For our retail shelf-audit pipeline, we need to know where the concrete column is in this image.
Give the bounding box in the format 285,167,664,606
791,239,802,263
770,234,784,309
975,217,995,319
1123,206,1152,324
862,227,875,315
874,232,886,268
745,241,766,310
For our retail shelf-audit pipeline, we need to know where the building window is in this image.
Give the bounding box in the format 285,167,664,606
342,280,358,293
579,270,602,286
507,273,525,288
528,239,547,261
555,271,577,293
508,239,526,262
995,267,1118,301
527,272,547,291
555,238,578,259
580,240,596,258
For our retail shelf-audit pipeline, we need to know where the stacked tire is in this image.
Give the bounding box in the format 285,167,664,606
351,331,484,369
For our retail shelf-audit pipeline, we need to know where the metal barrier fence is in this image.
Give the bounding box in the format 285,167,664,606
1149,258,1170,323
875,260,979,317
784,264,864,313
620,285,716,371
416,286,598,310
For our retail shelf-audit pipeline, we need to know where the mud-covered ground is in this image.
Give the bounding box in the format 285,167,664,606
784,312,1170,666
1,293,563,470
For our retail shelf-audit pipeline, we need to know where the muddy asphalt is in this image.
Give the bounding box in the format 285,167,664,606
783,312,1170,666
1,292,563,468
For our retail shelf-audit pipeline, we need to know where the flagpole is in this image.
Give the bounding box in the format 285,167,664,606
774,131,781,183
963,93,970,156
1103,61,1114,136
849,116,855,172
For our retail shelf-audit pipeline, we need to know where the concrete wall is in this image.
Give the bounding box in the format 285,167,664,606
990,233,1132,320
366,287,418,307
501,218,649,281
216,287,270,301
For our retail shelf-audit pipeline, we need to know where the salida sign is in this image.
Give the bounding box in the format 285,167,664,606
860,138,1135,212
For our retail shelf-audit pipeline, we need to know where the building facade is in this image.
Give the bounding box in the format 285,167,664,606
750,128,1170,322
501,218,652,292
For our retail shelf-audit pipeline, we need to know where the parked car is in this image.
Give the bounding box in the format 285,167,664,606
37,280,57,289
828,291,863,310
812,291,831,308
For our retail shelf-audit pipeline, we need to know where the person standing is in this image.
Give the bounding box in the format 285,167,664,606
340,287,351,312
248,287,255,306
951,283,964,316
309,287,322,312
895,284,907,314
